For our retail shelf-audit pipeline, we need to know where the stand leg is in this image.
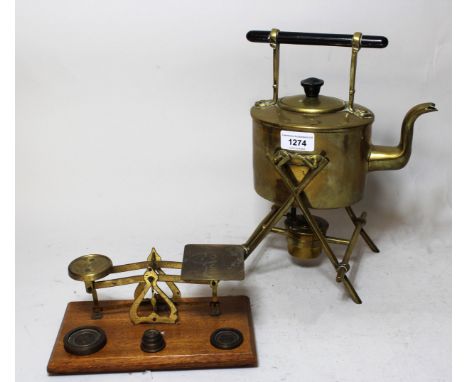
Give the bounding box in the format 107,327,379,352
336,212,366,282
345,207,380,253
296,196,362,304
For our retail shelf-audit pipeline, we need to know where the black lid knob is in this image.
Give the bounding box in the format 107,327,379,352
301,77,324,97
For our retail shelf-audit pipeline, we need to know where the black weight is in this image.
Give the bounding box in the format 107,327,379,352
63,326,107,356
140,329,166,353
210,328,244,350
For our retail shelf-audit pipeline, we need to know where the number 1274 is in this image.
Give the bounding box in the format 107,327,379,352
288,138,307,147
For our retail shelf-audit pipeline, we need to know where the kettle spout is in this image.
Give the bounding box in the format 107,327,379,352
368,102,437,171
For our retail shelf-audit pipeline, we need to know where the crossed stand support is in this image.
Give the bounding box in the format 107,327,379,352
243,149,379,304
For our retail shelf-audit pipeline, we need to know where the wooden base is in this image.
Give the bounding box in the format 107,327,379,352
47,296,257,374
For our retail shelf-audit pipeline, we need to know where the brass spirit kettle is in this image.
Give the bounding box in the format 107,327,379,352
248,30,437,209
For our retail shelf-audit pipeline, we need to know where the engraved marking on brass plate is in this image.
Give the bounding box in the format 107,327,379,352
181,244,245,281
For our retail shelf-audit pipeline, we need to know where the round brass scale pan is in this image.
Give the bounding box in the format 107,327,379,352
68,254,113,282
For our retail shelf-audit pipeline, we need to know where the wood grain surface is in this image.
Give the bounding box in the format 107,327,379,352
47,296,257,374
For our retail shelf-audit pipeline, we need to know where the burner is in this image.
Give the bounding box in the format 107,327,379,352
284,209,329,259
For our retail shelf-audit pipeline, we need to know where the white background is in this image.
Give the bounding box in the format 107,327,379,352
16,1,451,381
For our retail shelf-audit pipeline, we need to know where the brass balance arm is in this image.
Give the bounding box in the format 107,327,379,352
94,273,211,290
68,255,184,283
110,260,182,274
68,254,212,289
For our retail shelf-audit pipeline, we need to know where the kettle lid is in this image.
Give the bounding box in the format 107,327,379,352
278,77,346,114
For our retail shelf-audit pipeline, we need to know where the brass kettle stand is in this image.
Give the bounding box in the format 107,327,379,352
242,149,380,304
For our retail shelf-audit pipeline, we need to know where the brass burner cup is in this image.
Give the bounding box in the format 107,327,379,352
284,214,329,259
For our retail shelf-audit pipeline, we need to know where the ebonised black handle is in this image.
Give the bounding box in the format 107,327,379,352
246,30,388,49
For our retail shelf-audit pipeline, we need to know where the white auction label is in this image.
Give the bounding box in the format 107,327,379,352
280,130,315,152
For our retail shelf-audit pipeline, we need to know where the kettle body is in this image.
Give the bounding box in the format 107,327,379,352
251,93,374,209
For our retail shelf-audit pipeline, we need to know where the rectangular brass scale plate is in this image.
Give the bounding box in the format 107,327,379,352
181,244,245,281
47,296,256,374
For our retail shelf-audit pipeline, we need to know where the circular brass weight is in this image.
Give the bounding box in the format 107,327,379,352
63,326,107,356
68,254,113,282
210,328,244,350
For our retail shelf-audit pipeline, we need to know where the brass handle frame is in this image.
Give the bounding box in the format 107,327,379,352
263,28,365,109
348,32,362,111
269,28,280,104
